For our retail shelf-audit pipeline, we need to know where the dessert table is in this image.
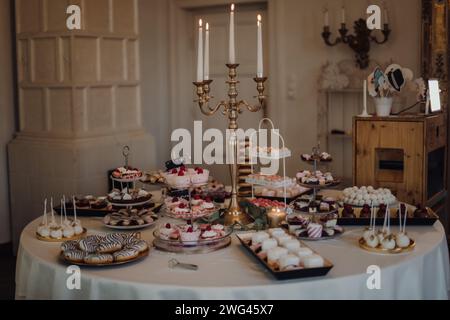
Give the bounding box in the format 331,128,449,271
16,191,450,300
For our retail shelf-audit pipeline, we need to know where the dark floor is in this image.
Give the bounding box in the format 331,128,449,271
0,243,15,300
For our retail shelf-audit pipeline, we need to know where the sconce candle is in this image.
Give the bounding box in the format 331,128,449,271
257,15,263,78
204,23,210,81
384,4,389,24
363,80,367,111
341,6,346,24
267,208,287,228
229,4,236,64
197,19,204,82
324,9,329,27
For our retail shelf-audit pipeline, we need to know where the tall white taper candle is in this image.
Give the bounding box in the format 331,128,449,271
197,19,204,82
363,80,367,112
257,15,263,78
204,22,210,80
229,4,236,64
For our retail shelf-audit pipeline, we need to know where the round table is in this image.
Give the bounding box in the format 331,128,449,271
16,194,450,300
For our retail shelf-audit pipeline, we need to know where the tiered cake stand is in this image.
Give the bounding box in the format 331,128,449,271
155,182,232,254
292,145,344,240
247,118,292,212
162,182,220,222
298,145,338,201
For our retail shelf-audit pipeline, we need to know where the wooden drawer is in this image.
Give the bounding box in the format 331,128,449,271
426,115,447,152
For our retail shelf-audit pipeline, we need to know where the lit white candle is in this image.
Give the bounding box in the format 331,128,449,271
204,22,210,80
384,6,389,24
341,6,346,24
229,4,236,64
257,15,263,78
324,9,329,27
363,80,367,112
197,19,204,82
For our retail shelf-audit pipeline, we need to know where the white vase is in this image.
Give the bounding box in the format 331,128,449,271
374,97,393,117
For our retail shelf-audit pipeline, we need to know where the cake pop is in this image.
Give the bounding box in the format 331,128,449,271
61,199,75,238
381,234,396,250
72,196,84,235
37,198,50,237
396,203,411,248
48,197,59,229
363,202,376,241
366,234,379,248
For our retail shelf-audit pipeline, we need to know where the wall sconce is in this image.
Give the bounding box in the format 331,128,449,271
322,18,391,69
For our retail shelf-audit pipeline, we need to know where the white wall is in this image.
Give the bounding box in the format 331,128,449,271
0,0,15,244
139,0,172,167
268,0,422,175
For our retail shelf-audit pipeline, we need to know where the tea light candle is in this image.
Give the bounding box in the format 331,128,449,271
267,208,287,228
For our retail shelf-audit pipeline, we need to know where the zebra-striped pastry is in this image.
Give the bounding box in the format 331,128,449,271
85,235,106,243
78,239,99,253
84,254,114,264
113,249,139,262
97,241,122,254
61,240,79,252
121,234,141,246
125,240,148,253
104,233,126,243
64,250,87,263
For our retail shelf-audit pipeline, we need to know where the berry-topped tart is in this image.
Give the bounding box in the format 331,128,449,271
301,152,332,162
153,222,232,253
296,170,336,187
191,180,231,204
162,166,210,189
111,166,143,182
164,195,218,220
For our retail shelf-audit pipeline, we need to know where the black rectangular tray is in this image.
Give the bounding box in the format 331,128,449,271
337,217,438,226
237,233,333,281
336,207,439,226
54,203,163,217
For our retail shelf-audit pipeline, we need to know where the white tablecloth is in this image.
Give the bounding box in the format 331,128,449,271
16,194,450,300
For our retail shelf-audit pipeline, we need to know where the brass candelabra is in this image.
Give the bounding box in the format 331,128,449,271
194,64,267,227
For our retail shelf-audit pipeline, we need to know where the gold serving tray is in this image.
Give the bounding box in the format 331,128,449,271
60,247,150,267
36,228,87,243
358,238,416,255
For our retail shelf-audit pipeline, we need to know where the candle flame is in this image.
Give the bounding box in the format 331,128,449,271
206,22,209,31
231,3,235,11
199,19,203,27
257,14,262,22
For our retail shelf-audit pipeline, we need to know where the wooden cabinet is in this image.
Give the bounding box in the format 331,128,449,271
353,115,447,211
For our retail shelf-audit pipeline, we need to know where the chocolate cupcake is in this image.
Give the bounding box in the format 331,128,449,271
91,199,108,210
342,204,356,218
359,204,371,218
76,198,91,208
377,204,388,218
397,203,407,218
414,205,430,218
